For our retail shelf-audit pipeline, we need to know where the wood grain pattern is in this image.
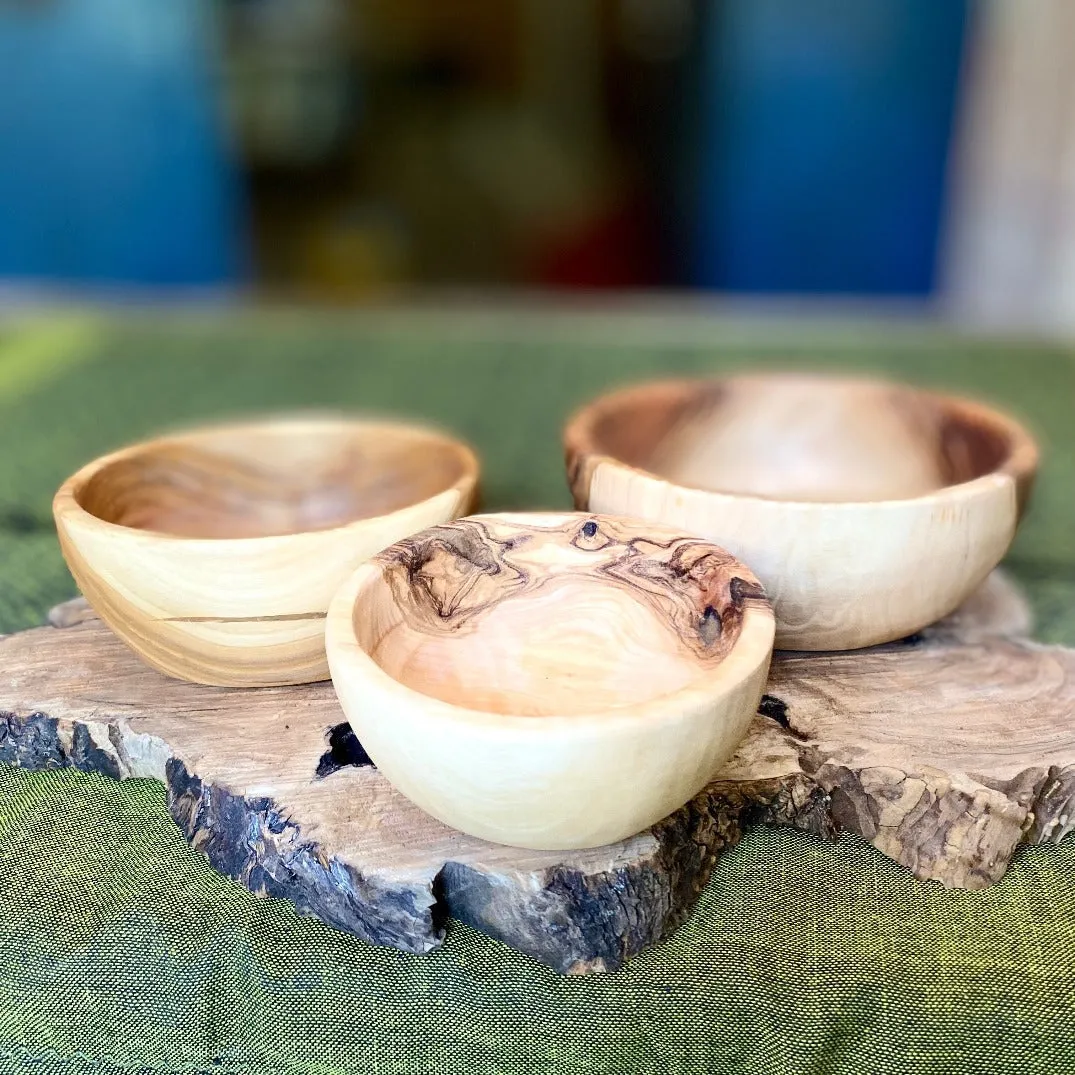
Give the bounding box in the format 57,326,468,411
53,416,480,687
377,515,767,667
2,571,1070,974
564,373,1038,650
326,513,774,848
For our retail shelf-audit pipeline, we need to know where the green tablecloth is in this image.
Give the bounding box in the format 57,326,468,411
1,309,1073,1074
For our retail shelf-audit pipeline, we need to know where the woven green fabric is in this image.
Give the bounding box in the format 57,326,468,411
0,311,1074,1074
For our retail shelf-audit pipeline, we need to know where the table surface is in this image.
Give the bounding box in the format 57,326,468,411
0,306,1073,1075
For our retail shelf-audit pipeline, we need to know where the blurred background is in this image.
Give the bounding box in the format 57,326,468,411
1,0,1071,332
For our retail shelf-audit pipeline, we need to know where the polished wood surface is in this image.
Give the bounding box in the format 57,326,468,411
54,416,480,686
327,512,775,849
564,373,1038,650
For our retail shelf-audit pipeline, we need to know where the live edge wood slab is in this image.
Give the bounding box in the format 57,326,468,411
1,572,1073,974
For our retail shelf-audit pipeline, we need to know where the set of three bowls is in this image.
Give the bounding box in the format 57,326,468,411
53,373,1038,851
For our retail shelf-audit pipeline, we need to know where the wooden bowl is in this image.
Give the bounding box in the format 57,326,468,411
325,512,774,849
53,416,479,686
564,373,1038,651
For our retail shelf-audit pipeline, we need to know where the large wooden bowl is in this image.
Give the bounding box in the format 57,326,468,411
53,416,479,686
325,512,774,849
564,373,1038,651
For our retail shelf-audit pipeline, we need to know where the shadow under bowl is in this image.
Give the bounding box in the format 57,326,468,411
563,372,1038,650
54,415,479,686
326,511,775,849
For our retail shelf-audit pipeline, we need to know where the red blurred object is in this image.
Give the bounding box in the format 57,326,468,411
530,194,662,290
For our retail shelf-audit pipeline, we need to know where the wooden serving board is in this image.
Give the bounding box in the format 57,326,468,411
1,572,1073,974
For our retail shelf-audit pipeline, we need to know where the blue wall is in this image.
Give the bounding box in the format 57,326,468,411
692,0,969,294
0,0,246,287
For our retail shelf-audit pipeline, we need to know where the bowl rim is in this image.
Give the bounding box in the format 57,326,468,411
325,510,776,733
52,413,481,549
563,372,1039,511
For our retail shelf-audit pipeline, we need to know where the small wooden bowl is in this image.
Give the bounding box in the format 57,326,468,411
53,415,479,686
564,373,1039,651
326,512,774,850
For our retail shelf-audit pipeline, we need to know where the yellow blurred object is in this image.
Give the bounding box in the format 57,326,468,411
300,207,411,297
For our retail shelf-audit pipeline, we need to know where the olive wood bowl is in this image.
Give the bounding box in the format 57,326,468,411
53,415,479,686
325,512,774,849
564,372,1038,651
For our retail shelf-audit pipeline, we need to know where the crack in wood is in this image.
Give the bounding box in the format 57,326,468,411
315,723,375,779
162,612,325,624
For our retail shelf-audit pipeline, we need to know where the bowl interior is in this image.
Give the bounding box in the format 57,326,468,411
587,376,1017,503
75,421,473,539
352,515,764,717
